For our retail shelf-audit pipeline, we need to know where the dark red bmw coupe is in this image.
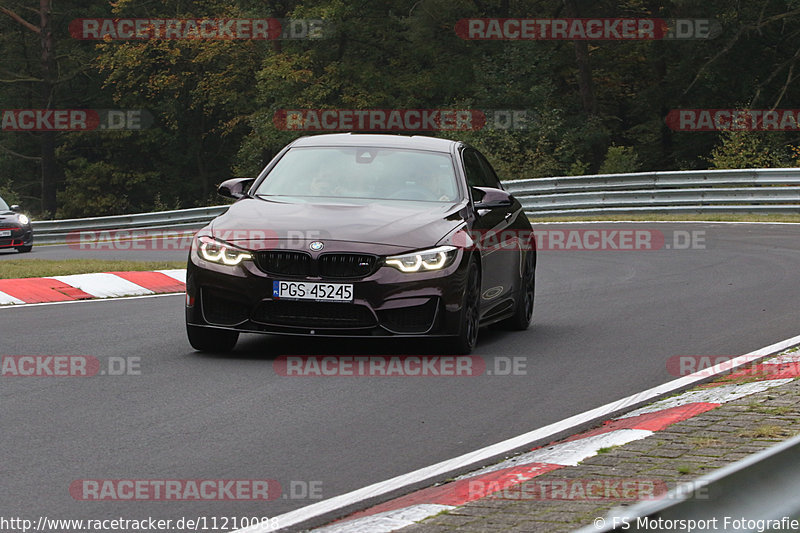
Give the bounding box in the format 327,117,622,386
185,133,535,354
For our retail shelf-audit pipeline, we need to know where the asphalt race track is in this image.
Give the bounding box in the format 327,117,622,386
2,223,799,528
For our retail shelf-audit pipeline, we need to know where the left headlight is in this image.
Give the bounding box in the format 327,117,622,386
385,245,457,273
197,235,252,266
18,214,29,225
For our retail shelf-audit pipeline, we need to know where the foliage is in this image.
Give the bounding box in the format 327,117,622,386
707,131,794,169
2,0,800,216
599,145,641,174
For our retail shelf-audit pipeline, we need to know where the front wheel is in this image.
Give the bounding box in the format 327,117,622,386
16,245,32,253
452,257,481,355
187,324,239,352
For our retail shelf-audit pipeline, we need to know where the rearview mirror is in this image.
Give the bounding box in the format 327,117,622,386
10,204,20,212
218,178,255,199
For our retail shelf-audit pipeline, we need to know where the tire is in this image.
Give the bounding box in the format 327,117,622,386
187,323,239,352
452,256,481,355
498,250,535,331
16,245,32,253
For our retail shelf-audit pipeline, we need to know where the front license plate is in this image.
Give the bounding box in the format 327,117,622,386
273,281,353,302
0,230,10,237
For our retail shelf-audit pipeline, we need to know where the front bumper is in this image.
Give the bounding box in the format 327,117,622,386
0,225,33,249
185,245,471,338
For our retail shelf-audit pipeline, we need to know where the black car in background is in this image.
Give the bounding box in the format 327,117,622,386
186,134,535,354
0,196,33,253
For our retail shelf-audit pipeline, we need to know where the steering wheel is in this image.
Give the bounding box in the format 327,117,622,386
388,187,438,201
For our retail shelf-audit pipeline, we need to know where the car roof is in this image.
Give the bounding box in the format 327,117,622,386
289,133,458,152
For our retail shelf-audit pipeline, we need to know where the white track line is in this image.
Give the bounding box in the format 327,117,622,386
240,333,800,532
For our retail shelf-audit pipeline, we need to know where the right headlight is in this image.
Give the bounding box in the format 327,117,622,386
385,245,457,273
196,235,252,266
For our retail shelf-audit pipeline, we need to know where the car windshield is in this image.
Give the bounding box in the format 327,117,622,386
0,196,9,211
254,146,459,202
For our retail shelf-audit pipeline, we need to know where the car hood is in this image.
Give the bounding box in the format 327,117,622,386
209,196,467,250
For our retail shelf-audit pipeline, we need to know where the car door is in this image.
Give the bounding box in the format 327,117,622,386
461,147,519,314
474,150,525,302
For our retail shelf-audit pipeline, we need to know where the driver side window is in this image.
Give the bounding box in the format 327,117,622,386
462,149,493,188
475,152,502,189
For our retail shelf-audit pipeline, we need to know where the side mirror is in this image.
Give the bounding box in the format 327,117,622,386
218,177,254,200
9,204,20,212
472,187,513,210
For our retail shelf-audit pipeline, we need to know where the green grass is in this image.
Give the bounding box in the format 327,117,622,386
529,214,800,223
746,402,793,416
0,259,185,279
596,445,620,454
738,425,786,439
689,437,721,448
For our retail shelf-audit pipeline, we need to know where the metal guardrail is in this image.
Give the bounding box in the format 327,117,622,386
31,205,228,244
579,431,800,533
505,168,800,216
28,168,800,243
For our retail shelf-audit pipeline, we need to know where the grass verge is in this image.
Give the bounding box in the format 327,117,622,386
0,259,185,280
